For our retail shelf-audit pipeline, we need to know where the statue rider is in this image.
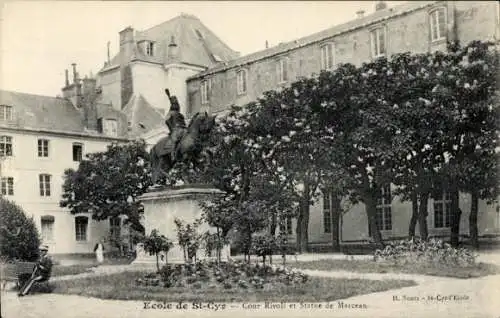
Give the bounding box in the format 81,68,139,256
164,89,187,162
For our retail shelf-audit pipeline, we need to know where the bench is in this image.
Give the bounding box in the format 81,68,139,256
0,261,36,290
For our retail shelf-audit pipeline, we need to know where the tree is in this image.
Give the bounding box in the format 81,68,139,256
0,198,41,262
142,229,174,272
174,218,203,263
438,41,499,246
313,61,400,247
60,140,151,232
253,83,335,252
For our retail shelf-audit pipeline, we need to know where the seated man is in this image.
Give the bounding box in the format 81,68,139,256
18,245,53,296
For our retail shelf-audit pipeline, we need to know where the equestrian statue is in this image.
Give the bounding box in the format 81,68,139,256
150,89,216,185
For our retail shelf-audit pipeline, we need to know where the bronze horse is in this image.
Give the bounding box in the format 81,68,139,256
149,111,216,184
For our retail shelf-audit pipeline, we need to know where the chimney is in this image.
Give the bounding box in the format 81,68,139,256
62,64,82,107
81,77,99,131
71,63,78,84
167,36,179,62
265,40,269,49
64,69,69,87
356,10,365,19
375,1,388,11
119,26,135,64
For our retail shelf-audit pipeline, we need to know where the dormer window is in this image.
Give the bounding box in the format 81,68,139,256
146,41,155,56
0,105,13,121
103,119,118,137
195,29,204,39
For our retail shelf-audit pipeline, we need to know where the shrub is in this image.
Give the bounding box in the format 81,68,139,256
142,229,174,272
251,233,278,264
374,238,477,267
174,218,202,263
0,198,41,261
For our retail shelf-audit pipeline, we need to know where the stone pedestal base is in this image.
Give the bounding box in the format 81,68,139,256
131,185,231,266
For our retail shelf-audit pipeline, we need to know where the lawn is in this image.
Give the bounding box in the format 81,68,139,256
50,271,416,302
291,259,500,279
51,264,96,277
1,256,133,278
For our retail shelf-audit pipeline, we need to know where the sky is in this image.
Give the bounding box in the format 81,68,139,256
0,1,407,97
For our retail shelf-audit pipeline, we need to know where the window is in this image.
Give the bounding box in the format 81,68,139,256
72,143,83,162
103,119,118,137
0,105,13,121
146,41,155,56
1,177,13,195
75,216,88,241
41,216,55,241
429,7,447,42
320,43,335,70
433,189,452,228
323,193,332,233
39,174,51,197
375,184,392,231
370,27,386,58
279,216,293,235
0,136,12,156
110,217,121,240
38,139,49,157
200,80,210,104
195,29,204,39
236,70,247,95
276,58,289,83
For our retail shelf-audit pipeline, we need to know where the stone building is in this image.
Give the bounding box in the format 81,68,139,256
0,65,132,256
184,0,500,248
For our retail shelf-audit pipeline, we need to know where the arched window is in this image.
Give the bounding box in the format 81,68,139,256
41,215,55,241
75,216,88,241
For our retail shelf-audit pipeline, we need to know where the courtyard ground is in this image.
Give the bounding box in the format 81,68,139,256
2,251,500,318
2,271,499,318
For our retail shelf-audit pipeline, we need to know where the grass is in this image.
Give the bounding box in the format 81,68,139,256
51,264,96,277
50,271,416,302
1,256,132,278
291,259,500,279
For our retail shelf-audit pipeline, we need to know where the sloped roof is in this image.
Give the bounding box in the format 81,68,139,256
0,89,86,133
100,13,239,73
188,1,437,80
122,94,166,137
0,89,129,139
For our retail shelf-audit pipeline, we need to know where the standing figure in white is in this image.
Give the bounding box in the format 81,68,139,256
94,241,104,265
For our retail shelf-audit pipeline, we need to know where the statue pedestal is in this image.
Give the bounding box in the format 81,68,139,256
131,185,231,267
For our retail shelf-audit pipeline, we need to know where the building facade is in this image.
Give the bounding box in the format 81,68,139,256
184,0,500,247
0,65,145,256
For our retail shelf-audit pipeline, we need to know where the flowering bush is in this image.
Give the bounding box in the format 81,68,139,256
251,233,278,264
135,259,308,290
373,238,477,267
